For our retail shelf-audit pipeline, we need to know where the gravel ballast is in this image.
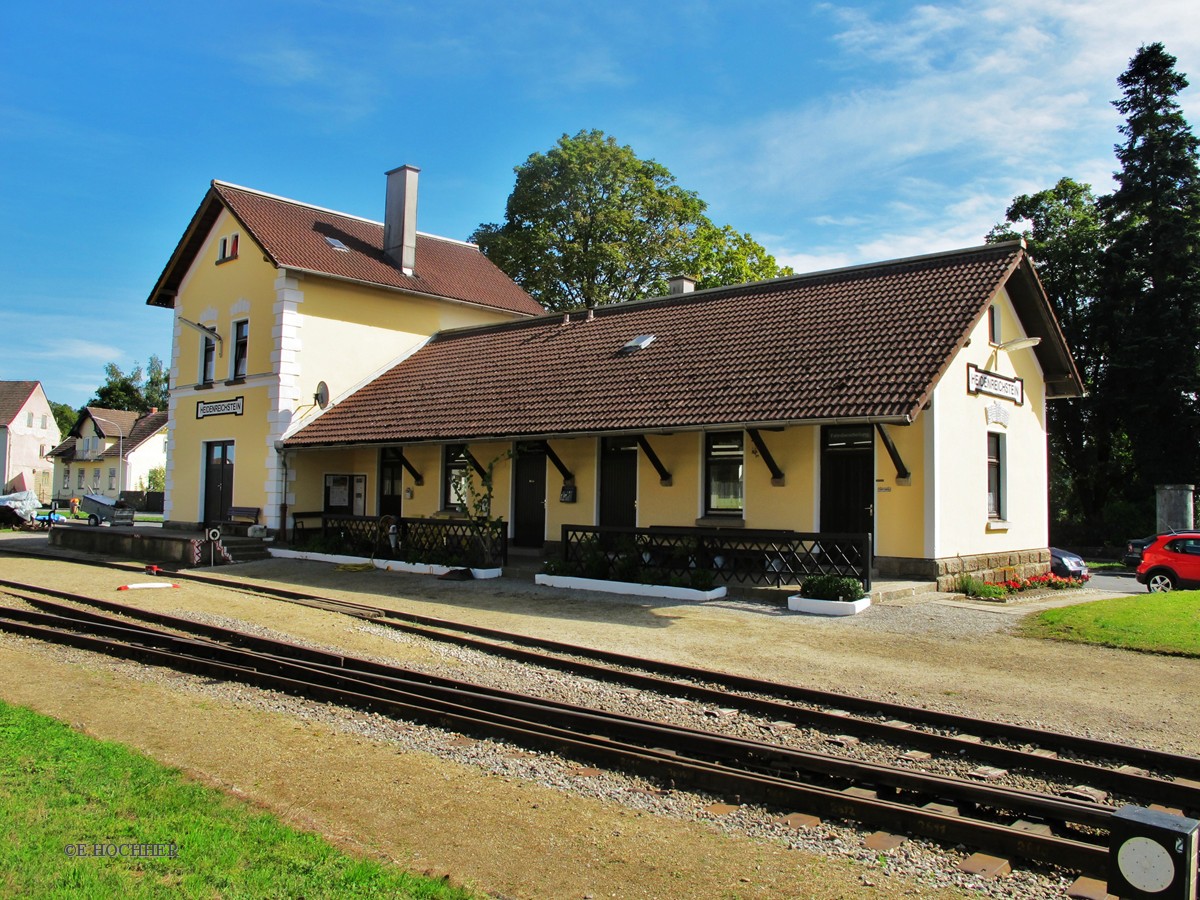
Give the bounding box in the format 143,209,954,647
0,543,1196,898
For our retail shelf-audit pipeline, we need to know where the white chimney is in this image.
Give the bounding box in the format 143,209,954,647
384,164,420,276
668,275,697,295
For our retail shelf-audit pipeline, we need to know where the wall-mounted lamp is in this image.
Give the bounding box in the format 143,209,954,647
178,317,224,356
998,337,1041,352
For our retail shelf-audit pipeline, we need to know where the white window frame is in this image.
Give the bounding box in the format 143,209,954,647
987,431,1006,521
217,233,240,262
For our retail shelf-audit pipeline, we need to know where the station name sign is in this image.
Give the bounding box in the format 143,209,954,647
196,397,244,419
967,364,1023,405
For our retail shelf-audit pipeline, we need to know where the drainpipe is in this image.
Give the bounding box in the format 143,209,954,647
274,440,288,542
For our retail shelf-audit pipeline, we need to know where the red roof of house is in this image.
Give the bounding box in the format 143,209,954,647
284,242,1082,448
0,381,40,427
147,181,544,318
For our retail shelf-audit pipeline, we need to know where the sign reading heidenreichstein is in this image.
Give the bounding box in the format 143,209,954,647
196,397,244,419
966,364,1023,405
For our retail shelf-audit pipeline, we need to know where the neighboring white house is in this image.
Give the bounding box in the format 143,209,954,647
48,407,168,502
0,381,60,502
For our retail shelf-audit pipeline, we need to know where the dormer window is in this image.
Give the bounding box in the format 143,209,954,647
217,233,240,263
619,334,656,355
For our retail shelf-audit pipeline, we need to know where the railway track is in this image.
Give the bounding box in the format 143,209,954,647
1,574,1198,883
4,557,1198,794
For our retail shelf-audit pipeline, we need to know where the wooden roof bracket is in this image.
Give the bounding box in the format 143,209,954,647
464,448,486,479
398,450,424,486
539,441,575,485
747,428,785,486
874,423,911,483
636,436,672,486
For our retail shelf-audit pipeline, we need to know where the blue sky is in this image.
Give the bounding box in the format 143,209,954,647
3,1,1198,409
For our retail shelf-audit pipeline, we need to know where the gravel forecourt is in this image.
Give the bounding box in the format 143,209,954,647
1,538,1196,899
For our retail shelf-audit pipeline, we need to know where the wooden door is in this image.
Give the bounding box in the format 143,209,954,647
513,444,546,548
599,437,638,528
820,426,874,535
203,441,235,525
379,449,404,517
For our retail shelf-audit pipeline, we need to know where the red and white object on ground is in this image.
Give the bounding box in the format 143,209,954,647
117,583,180,591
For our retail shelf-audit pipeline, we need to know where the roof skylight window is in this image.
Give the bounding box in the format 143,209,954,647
619,334,656,354
324,236,350,252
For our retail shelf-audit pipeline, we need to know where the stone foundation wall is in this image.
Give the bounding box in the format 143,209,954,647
50,524,201,565
876,549,1051,591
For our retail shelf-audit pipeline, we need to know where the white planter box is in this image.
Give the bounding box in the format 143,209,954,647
269,548,500,579
787,594,871,616
535,573,726,601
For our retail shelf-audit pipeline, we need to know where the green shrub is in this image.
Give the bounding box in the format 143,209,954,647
688,568,716,592
956,574,1010,599
800,574,866,601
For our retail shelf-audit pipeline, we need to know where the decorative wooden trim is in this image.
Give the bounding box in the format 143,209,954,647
463,448,486,479
636,435,672,486
747,428,785,485
398,450,423,486
539,441,574,484
874,423,911,481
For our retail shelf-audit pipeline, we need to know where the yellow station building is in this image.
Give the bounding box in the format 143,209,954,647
148,166,544,535
150,168,1082,587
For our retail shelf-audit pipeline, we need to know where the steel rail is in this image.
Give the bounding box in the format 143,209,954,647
0,598,1124,830
3,571,1196,803
0,605,1113,876
9,584,1200,816
4,564,1195,782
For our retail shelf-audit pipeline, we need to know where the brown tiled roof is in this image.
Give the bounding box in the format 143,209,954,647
46,438,76,461
99,410,168,457
48,409,168,460
147,182,544,317
83,407,141,441
0,381,39,426
285,242,1082,448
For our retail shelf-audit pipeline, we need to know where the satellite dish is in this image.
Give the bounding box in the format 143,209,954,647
314,381,330,409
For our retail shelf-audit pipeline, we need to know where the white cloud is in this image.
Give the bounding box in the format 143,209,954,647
234,37,384,125
684,0,1199,266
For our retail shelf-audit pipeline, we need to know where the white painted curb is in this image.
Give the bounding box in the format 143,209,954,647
787,594,871,616
535,573,726,601
269,548,501,579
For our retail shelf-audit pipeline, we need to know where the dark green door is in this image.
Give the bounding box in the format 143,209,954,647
203,441,235,526
820,426,874,535
513,444,546,548
600,437,638,528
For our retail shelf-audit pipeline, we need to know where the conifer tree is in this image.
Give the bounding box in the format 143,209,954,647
1099,43,1200,489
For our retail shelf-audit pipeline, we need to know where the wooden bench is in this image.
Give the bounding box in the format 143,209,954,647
216,506,261,535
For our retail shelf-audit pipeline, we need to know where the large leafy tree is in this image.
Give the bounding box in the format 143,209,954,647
472,130,790,310
1099,43,1200,491
987,179,1133,539
89,355,169,414
48,401,78,437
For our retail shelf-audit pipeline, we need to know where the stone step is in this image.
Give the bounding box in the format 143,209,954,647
867,581,938,603
217,537,271,564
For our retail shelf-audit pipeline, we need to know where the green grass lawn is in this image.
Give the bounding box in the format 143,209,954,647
0,701,477,899
1019,590,1200,657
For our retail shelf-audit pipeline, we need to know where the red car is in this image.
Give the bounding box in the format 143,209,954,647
1135,532,1200,592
